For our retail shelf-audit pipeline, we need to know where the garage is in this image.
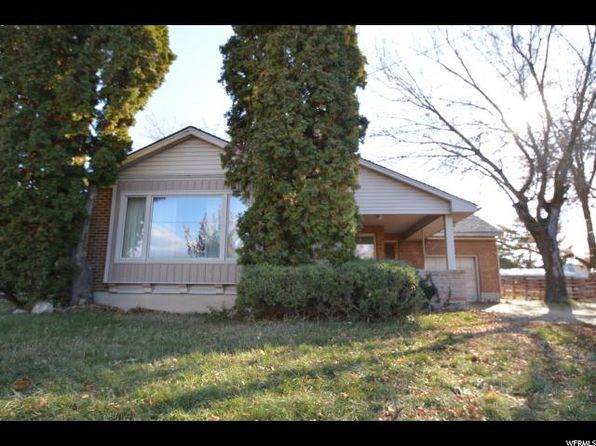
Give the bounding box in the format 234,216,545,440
424,256,479,302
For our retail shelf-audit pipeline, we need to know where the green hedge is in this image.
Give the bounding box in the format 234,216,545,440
236,259,426,321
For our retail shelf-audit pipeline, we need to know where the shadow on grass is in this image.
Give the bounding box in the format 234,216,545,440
0,304,594,420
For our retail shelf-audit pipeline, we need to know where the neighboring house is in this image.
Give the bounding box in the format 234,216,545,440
88,126,502,313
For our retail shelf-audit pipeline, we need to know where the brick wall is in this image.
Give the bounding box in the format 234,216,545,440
87,187,113,292
360,232,501,293
426,238,501,294
398,240,425,269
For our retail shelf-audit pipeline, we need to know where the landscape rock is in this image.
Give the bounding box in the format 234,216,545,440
12,308,28,315
31,301,54,314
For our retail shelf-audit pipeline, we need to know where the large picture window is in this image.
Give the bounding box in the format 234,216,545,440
117,192,248,262
148,195,223,258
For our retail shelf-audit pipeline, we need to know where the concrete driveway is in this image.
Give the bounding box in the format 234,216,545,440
482,300,596,326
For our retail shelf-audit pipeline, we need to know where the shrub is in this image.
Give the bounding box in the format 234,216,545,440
236,259,426,321
337,260,427,321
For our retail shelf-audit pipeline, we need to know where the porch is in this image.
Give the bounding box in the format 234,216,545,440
358,213,471,304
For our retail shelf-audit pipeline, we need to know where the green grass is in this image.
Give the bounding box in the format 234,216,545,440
0,300,594,420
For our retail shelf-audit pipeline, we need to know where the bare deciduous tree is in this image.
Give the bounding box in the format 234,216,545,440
570,123,596,269
141,110,221,141
375,25,596,302
141,110,187,140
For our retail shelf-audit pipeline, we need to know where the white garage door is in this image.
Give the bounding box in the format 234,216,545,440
424,256,479,302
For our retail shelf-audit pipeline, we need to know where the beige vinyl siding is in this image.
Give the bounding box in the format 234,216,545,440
116,178,227,193
356,165,450,214
120,139,226,178
108,262,241,285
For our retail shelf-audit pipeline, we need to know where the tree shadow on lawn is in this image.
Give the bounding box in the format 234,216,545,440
0,307,593,420
116,312,594,420
0,309,422,390
509,319,595,420
142,354,403,419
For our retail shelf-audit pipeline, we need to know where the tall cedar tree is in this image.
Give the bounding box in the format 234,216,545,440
220,26,368,265
0,26,174,307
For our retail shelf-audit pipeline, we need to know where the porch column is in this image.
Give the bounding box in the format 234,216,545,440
443,214,456,270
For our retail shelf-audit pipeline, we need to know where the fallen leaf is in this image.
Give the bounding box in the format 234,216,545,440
109,402,123,414
13,379,31,391
379,403,401,421
207,415,220,421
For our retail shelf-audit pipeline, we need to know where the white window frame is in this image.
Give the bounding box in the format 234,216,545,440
356,233,376,259
115,191,241,264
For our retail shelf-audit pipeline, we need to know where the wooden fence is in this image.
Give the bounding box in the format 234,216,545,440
501,275,596,300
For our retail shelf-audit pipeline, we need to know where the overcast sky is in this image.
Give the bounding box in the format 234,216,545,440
128,25,590,258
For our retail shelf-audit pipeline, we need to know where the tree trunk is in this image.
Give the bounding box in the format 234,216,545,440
534,232,568,302
70,184,98,306
579,195,596,270
514,202,568,303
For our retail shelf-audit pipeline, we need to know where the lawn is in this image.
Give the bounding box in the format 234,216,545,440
0,301,594,421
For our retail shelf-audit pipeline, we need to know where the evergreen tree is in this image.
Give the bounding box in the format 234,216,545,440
220,26,368,265
0,26,174,307
497,221,541,269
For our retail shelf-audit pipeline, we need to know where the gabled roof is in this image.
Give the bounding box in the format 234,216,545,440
122,126,227,170
433,215,502,237
122,126,478,213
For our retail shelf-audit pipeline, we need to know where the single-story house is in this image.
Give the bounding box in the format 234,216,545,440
88,126,502,313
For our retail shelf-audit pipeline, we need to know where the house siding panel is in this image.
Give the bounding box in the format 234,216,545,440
107,261,238,285
356,166,450,214
120,139,226,178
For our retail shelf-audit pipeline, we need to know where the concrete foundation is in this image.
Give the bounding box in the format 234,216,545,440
94,291,237,314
